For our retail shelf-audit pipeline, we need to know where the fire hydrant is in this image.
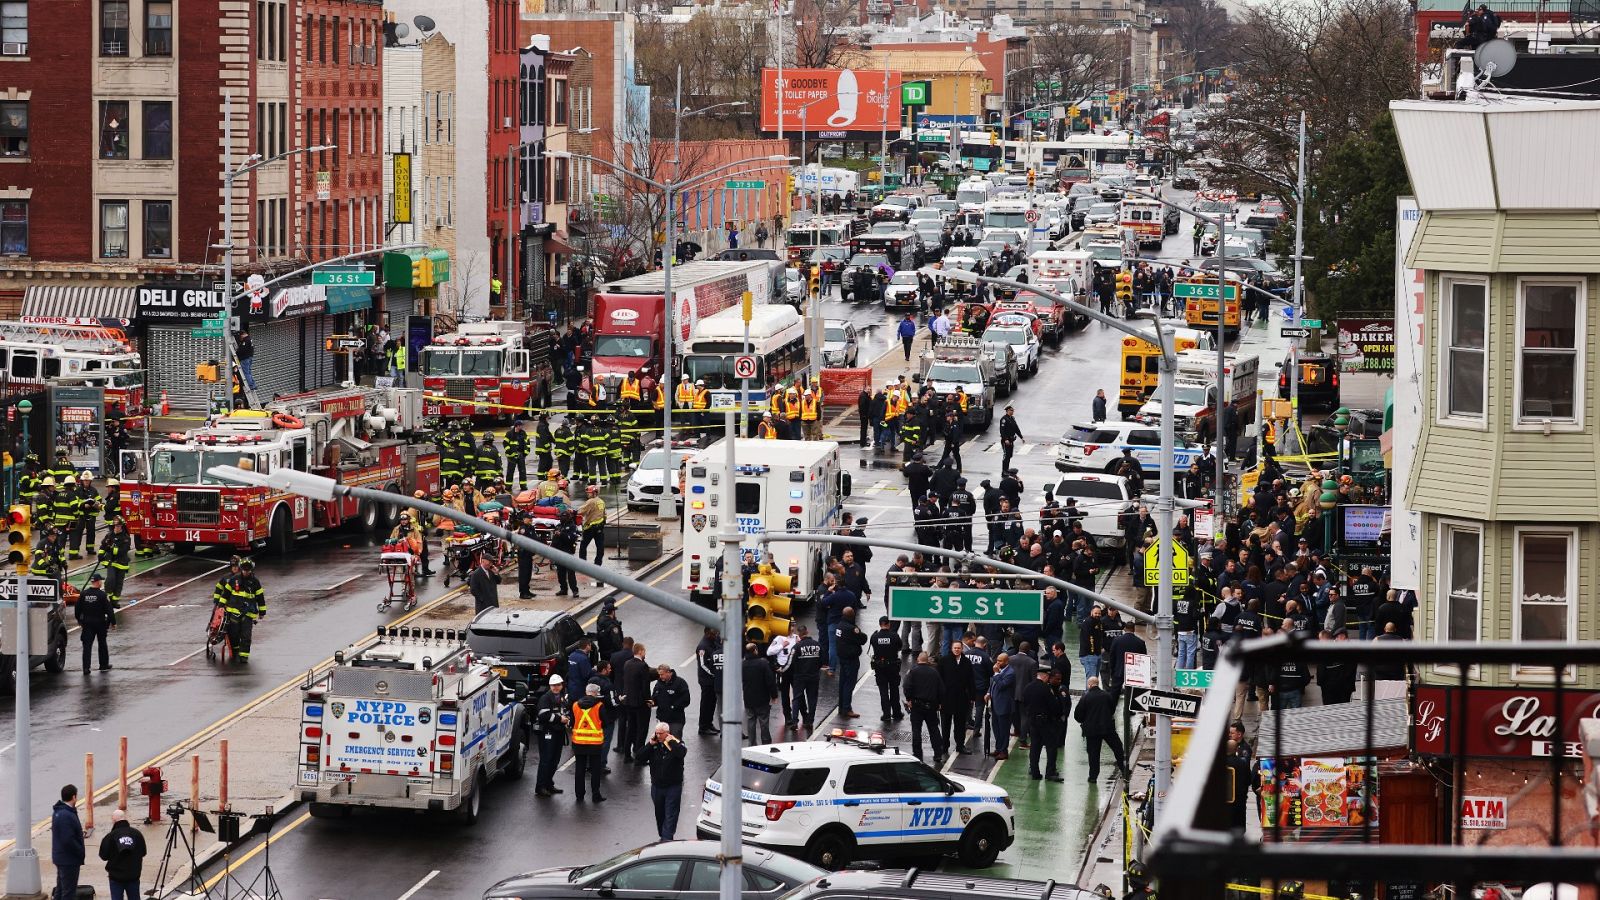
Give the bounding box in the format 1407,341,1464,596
139,766,168,824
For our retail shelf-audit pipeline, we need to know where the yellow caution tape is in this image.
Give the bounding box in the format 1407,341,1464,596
1225,883,1340,900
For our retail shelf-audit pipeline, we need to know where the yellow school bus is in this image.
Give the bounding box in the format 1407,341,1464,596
1180,276,1244,336
1117,328,1208,418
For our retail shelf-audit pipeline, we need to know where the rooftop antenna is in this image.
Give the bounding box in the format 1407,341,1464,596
413,15,436,34
1474,38,1518,82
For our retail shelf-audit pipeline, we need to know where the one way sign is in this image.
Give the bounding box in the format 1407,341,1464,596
1130,687,1201,718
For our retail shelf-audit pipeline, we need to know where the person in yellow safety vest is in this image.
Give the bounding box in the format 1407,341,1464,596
570,682,608,802
783,384,802,425
800,385,822,441
1263,417,1277,447
955,386,970,414
652,383,665,412
692,379,710,429
675,374,696,409
881,381,906,452
620,371,642,405
758,414,781,440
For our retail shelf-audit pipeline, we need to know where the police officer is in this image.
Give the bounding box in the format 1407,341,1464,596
870,616,904,722
504,420,531,490
695,627,723,736
97,520,132,607
75,573,116,673
913,493,944,555
228,558,266,663
787,624,822,732
946,477,976,553
902,651,946,762
514,512,539,599
552,418,575,475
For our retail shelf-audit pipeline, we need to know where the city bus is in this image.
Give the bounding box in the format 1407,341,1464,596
681,305,807,411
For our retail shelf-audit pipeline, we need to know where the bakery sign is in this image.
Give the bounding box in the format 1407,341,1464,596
1414,685,1600,758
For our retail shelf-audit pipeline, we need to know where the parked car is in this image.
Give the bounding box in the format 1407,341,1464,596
1277,354,1341,411
779,870,1097,900
466,608,590,699
1049,472,1136,552
482,841,825,900
822,319,860,366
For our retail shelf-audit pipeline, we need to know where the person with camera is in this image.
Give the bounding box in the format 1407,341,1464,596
638,722,688,841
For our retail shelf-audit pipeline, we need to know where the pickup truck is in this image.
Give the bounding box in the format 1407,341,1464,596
916,336,997,429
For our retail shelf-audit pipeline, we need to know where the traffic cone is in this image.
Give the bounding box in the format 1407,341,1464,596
159,391,169,416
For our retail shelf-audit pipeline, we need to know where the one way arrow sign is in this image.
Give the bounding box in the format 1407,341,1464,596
1130,687,1201,718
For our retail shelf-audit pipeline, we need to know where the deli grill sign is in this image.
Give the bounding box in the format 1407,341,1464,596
138,284,227,321
1413,685,1600,758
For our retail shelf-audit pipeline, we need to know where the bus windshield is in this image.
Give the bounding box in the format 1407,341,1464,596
149,449,255,485
683,354,764,390
592,335,653,358
984,211,1030,230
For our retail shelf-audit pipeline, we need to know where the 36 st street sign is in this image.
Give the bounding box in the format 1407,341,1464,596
887,587,1044,624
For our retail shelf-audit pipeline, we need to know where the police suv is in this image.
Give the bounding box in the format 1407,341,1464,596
696,730,1015,871
1055,421,1206,476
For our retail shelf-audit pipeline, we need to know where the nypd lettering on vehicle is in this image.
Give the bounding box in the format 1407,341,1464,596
342,700,421,727
1061,440,1204,474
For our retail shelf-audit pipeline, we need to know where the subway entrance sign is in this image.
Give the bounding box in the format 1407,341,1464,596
1174,282,1240,302
887,586,1043,624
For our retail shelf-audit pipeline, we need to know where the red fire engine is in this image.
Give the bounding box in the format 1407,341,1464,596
119,386,439,554
0,321,147,416
420,321,555,420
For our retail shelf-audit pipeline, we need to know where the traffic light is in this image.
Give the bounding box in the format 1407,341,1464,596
410,256,435,289
8,504,31,573
1027,168,1036,189
784,173,795,196
989,130,998,146
1116,271,1134,309
745,564,794,641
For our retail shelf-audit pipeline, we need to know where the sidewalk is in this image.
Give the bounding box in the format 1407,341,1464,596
0,526,684,898
822,327,936,445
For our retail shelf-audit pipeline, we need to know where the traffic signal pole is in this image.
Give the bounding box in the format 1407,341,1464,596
716,411,746,900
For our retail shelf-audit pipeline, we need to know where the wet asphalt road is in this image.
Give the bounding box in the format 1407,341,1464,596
183,222,1226,900
0,532,472,840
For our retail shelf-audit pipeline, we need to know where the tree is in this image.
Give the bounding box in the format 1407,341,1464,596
1302,111,1412,319
1192,0,1413,205
1165,0,1235,70
791,0,858,70
1025,18,1124,108
634,11,770,140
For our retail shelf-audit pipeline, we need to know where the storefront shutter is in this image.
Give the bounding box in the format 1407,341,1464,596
249,319,303,402
147,326,214,409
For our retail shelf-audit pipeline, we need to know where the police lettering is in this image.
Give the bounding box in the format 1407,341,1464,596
345,700,417,727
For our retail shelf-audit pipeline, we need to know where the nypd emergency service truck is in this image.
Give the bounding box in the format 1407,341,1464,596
295,625,529,823
681,438,849,608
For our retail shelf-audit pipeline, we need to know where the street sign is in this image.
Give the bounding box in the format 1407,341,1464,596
1131,687,1202,718
1143,540,1190,586
191,324,225,339
0,577,61,599
1034,80,1063,92
1132,84,1151,92
1123,651,1153,688
1205,68,1222,77
313,269,375,287
1281,327,1311,339
1024,209,1041,223
1092,93,1109,102
1301,318,1323,328
1173,282,1240,301
725,180,767,190
1024,109,1049,122
1179,75,1194,84
1174,669,1214,690
330,338,365,351
732,355,758,379
887,586,1044,624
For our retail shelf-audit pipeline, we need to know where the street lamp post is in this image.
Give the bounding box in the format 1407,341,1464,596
545,149,795,519
1003,65,1046,154
220,92,335,412
929,266,1194,826
797,96,834,380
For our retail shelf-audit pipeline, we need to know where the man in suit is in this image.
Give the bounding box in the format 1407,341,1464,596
1073,676,1129,782
468,554,500,614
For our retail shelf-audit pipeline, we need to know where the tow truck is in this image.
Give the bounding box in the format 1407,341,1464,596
296,624,530,823
420,321,556,420
119,385,439,554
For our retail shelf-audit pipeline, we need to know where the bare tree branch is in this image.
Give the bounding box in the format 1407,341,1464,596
1024,18,1124,109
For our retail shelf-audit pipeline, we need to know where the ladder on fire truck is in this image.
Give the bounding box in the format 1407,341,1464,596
0,321,134,355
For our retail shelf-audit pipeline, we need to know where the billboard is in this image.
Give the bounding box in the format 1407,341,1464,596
762,68,902,132
1335,317,1396,372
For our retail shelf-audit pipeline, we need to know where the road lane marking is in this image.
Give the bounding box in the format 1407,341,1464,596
198,810,313,892
325,574,362,591
580,560,683,628
66,563,228,637
167,646,209,666
0,577,471,856
397,870,441,900
0,742,14,755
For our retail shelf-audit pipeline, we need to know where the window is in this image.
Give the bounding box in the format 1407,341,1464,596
609,860,682,891
9,349,33,378
146,1,171,55
276,102,286,156
553,77,569,125
1515,529,1576,657
1439,522,1480,643
100,0,128,55
553,155,568,203
1,1,26,53
842,762,899,794
100,100,129,159
255,1,266,59
890,760,948,793
331,16,338,63
144,200,171,258
100,200,128,258
0,199,25,254
143,102,171,159
1442,279,1487,421
1517,279,1582,424
0,100,25,156
686,861,720,893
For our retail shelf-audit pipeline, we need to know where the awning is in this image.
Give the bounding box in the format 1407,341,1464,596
22,285,138,323
1257,696,1410,758
542,232,581,257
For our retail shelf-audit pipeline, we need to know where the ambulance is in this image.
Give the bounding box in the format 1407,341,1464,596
680,439,850,608
296,625,529,823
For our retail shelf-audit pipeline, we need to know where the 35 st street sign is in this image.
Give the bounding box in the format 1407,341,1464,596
887,586,1043,624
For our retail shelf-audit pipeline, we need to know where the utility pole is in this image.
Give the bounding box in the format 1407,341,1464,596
1213,213,1228,513
661,67,682,519
716,416,746,900
222,93,236,413
4,586,41,898
880,51,890,191
1289,111,1307,422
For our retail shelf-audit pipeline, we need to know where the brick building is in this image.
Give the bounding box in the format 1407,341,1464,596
298,0,385,262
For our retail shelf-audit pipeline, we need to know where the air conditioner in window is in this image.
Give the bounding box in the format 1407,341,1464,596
435,216,447,227
1,42,26,56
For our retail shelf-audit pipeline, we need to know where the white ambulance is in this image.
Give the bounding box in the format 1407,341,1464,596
680,439,850,608
295,625,529,823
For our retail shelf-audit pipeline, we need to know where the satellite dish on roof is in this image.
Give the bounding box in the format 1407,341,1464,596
413,15,436,33
394,22,410,38
1474,38,1518,79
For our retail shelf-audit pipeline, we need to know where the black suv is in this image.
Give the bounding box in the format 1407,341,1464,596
1277,354,1341,412
780,869,1098,900
466,608,590,698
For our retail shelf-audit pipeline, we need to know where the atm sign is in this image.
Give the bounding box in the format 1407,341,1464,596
1459,796,1506,830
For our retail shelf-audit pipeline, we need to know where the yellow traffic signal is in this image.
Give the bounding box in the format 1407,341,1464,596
785,174,795,196
411,256,435,288
8,504,31,573
989,130,998,146
1116,271,1133,301
1027,169,1036,188
746,565,794,641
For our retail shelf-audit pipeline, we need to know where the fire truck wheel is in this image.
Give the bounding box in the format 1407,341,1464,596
269,508,293,556
376,484,404,530
357,498,380,533
174,542,196,556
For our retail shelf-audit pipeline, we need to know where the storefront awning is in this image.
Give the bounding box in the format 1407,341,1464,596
1257,696,1410,759
22,285,137,323
544,232,581,257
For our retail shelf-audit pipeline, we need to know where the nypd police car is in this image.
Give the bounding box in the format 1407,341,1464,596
696,730,1015,871
1055,421,1206,475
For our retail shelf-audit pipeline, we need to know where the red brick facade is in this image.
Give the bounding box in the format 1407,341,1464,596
486,0,518,307
298,0,384,264
6,0,95,261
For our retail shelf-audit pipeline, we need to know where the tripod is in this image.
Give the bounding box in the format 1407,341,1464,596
149,802,211,899
209,809,284,900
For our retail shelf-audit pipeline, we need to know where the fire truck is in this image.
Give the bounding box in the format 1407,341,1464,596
0,321,146,415
420,321,556,420
119,385,439,554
